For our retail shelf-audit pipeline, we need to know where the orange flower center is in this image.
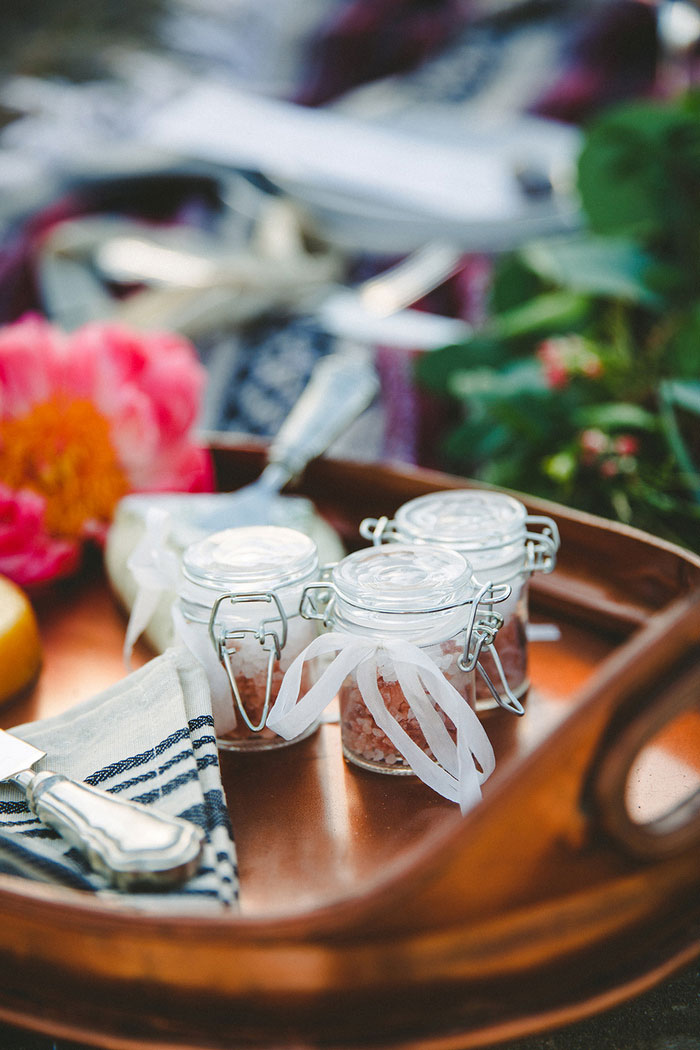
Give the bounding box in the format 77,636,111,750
0,395,129,539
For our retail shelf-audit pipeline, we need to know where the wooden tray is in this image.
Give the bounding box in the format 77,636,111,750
1,440,699,1050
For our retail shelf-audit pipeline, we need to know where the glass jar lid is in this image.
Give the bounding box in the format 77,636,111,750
183,526,318,592
394,491,527,553
331,543,475,614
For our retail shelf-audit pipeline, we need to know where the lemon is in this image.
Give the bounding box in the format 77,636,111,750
0,574,42,703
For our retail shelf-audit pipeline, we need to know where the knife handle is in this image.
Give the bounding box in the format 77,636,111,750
23,771,205,890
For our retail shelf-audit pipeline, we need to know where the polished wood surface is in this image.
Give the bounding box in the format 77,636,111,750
0,444,697,1050
222,614,613,918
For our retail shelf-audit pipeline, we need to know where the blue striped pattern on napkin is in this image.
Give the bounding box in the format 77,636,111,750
0,647,238,910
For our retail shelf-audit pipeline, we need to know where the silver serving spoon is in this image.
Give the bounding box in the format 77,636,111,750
122,348,380,548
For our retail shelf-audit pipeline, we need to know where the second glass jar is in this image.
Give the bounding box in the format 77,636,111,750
302,543,502,774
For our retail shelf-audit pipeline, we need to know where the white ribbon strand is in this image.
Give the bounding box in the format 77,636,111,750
123,507,181,667
267,632,495,813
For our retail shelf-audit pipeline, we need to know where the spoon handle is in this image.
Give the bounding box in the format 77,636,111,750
265,350,379,483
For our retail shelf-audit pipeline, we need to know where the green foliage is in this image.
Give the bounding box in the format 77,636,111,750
578,95,700,269
519,236,661,306
417,92,700,552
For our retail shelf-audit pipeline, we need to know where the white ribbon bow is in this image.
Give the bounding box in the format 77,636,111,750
267,632,495,814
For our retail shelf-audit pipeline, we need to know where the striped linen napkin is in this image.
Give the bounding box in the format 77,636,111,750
0,646,238,910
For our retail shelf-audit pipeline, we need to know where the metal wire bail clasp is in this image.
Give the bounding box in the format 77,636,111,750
208,592,288,733
457,581,524,716
359,516,400,546
300,580,336,627
525,515,560,573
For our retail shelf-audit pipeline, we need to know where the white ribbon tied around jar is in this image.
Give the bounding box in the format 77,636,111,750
120,509,259,737
122,508,181,666
266,632,496,814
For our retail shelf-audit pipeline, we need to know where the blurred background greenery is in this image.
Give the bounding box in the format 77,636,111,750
0,0,698,553
417,89,700,551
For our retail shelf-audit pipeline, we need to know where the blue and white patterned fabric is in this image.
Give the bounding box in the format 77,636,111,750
0,647,238,911
211,314,335,437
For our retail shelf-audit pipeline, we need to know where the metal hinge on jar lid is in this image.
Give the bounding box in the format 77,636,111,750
525,515,560,573
359,515,397,545
362,502,561,578
208,591,288,733
300,581,337,627
297,563,338,626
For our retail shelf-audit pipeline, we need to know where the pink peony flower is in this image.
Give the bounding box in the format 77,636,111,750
0,316,214,586
0,483,79,586
0,314,61,416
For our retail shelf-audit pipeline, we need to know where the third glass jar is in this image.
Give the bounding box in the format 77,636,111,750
360,490,559,711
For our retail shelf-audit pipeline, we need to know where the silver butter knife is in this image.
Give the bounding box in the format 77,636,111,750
0,729,205,891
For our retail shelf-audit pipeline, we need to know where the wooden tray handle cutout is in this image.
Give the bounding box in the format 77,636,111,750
588,653,700,860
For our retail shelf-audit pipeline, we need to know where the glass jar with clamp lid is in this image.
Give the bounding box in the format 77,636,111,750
268,543,509,806
176,525,321,750
360,490,559,712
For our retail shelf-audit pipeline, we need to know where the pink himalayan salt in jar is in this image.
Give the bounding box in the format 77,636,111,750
176,526,320,751
361,491,559,712
339,638,471,773
322,544,485,775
